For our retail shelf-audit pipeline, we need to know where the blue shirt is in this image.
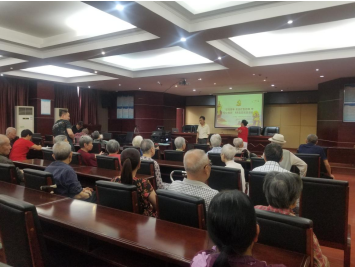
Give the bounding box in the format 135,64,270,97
298,143,327,160
45,161,82,198
207,147,222,154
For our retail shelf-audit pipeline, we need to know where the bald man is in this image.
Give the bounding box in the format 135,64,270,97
168,149,218,211
0,134,23,183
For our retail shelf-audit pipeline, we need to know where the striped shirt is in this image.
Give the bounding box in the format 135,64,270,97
252,161,291,173
140,156,169,190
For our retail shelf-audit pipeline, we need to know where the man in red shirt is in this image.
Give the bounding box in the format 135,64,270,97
77,135,103,166
9,129,42,161
236,120,249,149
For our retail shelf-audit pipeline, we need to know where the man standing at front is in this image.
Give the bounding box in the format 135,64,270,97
196,116,210,144
53,109,75,151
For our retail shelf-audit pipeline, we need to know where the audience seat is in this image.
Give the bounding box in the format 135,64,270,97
263,127,279,136
96,181,138,213
0,195,48,266
152,149,160,160
208,153,225,167
123,146,141,153
23,169,56,193
295,153,321,178
102,133,112,140
164,150,185,162
123,132,134,145
32,133,42,138
156,189,206,229
0,163,18,184
31,137,43,146
42,148,54,161
248,126,261,136
96,155,120,170
89,142,102,154
208,166,242,192
193,144,209,153
251,157,265,170
70,152,82,165
137,160,157,190
300,177,350,266
255,209,313,266
249,171,268,206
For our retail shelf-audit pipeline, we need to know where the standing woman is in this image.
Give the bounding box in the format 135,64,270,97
111,148,157,217
236,120,249,149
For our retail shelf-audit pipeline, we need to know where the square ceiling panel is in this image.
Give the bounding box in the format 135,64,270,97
229,18,355,57
176,1,252,14
21,65,95,78
94,46,213,71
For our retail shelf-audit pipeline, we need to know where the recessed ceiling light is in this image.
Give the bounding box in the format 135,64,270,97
198,78,202,80
94,71,97,73
316,69,319,71
116,4,124,10
287,20,293,24
139,87,141,89
10,67,13,69
253,74,255,76
101,51,105,55
218,57,222,60
193,89,196,91
0,74,3,76
175,85,178,87
271,84,275,87
263,79,266,82
214,83,216,85
118,84,121,86
281,90,283,91
180,37,186,42
177,1,251,14
229,87,232,89
320,75,324,78
88,86,91,88
21,65,95,78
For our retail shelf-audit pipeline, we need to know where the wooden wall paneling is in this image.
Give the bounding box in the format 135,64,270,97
263,104,281,127
264,91,318,104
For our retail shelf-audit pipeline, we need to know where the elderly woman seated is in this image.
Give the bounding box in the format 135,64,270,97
221,144,246,193
233,138,250,157
174,136,186,151
92,130,107,146
77,135,103,167
106,139,121,163
207,134,222,154
255,172,329,267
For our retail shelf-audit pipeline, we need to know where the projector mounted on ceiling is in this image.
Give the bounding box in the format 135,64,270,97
178,78,188,86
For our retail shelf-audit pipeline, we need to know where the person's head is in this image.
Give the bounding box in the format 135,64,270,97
76,121,83,130
52,141,72,163
208,190,259,267
59,109,70,120
174,137,186,151
241,120,248,127
233,138,244,149
263,143,283,163
132,135,143,148
268,134,286,147
5,127,16,140
210,134,222,147
199,116,205,125
54,135,68,144
0,134,11,156
120,148,141,184
263,172,302,209
221,144,236,162
82,128,89,135
21,129,33,140
79,135,93,152
184,149,211,182
306,134,318,145
92,131,100,140
106,139,120,154
140,139,155,157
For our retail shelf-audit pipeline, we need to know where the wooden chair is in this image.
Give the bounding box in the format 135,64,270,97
300,177,350,266
156,189,206,229
0,163,18,184
208,166,242,192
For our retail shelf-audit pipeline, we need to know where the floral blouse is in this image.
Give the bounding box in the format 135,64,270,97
111,176,156,217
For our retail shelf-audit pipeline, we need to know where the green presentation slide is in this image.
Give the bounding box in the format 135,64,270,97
215,93,263,128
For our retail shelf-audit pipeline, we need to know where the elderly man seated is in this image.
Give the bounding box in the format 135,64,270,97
74,128,89,143
298,134,334,179
233,137,250,158
266,134,307,177
255,172,329,267
45,141,95,202
253,143,291,173
92,130,107,146
77,135,103,166
207,134,222,154
54,134,68,143
6,127,18,147
221,144,246,193
174,136,186,151
0,134,23,183
168,149,218,211
140,139,168,189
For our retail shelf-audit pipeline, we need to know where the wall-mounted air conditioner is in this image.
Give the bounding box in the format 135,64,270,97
15,106,34,133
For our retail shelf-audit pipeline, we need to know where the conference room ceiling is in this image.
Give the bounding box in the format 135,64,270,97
0,1,355,96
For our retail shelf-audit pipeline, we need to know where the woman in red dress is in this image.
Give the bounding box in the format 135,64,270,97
236,120,248,149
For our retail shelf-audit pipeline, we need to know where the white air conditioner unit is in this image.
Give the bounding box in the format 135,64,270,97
15,106,34,133
54,108,67,123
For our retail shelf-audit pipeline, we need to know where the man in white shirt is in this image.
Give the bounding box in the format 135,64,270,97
265,134,307,177
253,143,291,173
168,149,218,211
221,144,246,193
196,116,210,144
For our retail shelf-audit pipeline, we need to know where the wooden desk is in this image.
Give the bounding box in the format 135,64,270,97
0,181,68,206
13,159,80,171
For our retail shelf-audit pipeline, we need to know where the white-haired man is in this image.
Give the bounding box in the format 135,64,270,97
168,149,218,211
6,127,18,147
174,137,186,151
0,134,23,183
207,134,222,154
